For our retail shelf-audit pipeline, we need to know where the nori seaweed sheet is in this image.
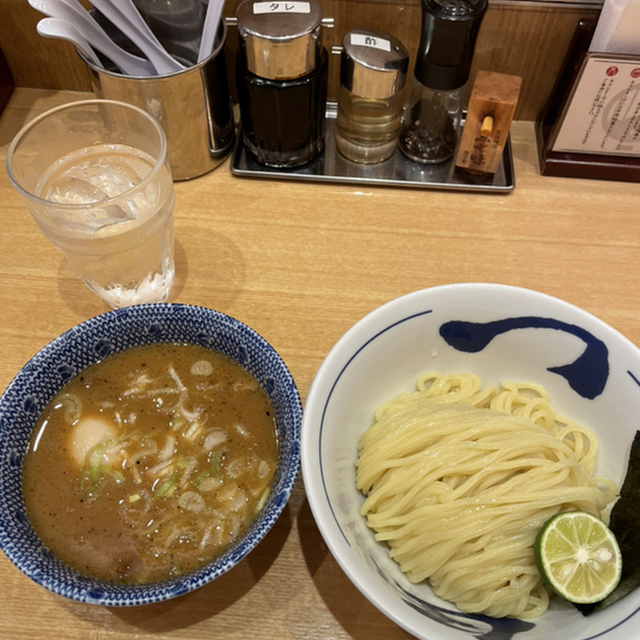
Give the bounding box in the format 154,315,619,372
577,430,640,615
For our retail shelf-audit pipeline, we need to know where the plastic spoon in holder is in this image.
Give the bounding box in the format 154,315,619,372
36,16,155,76
36,18,105,69
197,0,225,62
88,0,184,74
30,0,155,75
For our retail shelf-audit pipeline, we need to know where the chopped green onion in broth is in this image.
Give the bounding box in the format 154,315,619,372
22,343,279,584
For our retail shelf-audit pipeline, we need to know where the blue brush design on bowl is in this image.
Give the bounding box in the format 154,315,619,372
0,303,302,606
440,317,609,399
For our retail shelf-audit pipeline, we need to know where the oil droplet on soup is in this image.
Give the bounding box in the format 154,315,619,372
22,343,279,584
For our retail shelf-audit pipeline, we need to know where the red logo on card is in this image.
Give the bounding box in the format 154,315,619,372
606,66,619,77
631,68,640,78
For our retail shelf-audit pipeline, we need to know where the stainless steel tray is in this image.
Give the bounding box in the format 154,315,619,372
230,104,515,192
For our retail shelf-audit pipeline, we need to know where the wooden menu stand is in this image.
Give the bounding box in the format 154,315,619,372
535,18,640,183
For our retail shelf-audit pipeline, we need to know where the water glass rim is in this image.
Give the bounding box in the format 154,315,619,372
5,98,169,210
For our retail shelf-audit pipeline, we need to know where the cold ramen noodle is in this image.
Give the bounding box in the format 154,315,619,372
22,343,279,584
355,372,616,619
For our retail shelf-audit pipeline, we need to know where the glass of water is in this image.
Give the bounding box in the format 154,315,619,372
6,99,175,309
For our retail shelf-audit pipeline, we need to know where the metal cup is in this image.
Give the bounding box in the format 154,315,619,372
83,14,235,181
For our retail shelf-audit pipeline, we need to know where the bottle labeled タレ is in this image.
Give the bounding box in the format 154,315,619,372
236,0,328,168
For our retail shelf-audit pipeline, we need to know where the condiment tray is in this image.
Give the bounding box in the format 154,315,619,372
230,104,515,192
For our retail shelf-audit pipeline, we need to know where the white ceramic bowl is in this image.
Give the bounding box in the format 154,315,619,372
0,304,302,606
301,283,640,640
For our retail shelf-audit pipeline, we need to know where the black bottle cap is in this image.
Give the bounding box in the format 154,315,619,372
413,0,488,91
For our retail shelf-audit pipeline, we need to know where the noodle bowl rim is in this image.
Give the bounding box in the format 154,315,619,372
301,283,640,640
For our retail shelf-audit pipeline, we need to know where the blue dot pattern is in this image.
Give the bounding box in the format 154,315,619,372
0,304,302,606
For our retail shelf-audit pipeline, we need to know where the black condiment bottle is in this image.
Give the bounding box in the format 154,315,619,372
236,0,328,168
398,0,487,164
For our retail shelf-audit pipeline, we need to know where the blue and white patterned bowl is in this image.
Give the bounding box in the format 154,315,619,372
301,283,640,640
0,303,302,606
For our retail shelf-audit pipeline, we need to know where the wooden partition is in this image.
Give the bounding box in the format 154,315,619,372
0,0,599,120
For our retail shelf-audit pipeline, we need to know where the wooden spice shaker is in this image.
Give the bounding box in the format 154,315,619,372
455,71,522,175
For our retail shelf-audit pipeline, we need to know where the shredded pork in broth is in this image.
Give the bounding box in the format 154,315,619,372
22,343,279,584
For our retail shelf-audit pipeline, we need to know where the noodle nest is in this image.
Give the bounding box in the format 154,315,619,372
355,372,616,619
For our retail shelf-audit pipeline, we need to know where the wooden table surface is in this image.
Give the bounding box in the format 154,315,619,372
2,88,640,640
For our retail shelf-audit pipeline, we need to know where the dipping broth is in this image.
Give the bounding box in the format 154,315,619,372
22,343,279,584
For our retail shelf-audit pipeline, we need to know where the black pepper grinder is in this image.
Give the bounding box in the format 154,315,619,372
398,0,487,164
236,0,328,168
